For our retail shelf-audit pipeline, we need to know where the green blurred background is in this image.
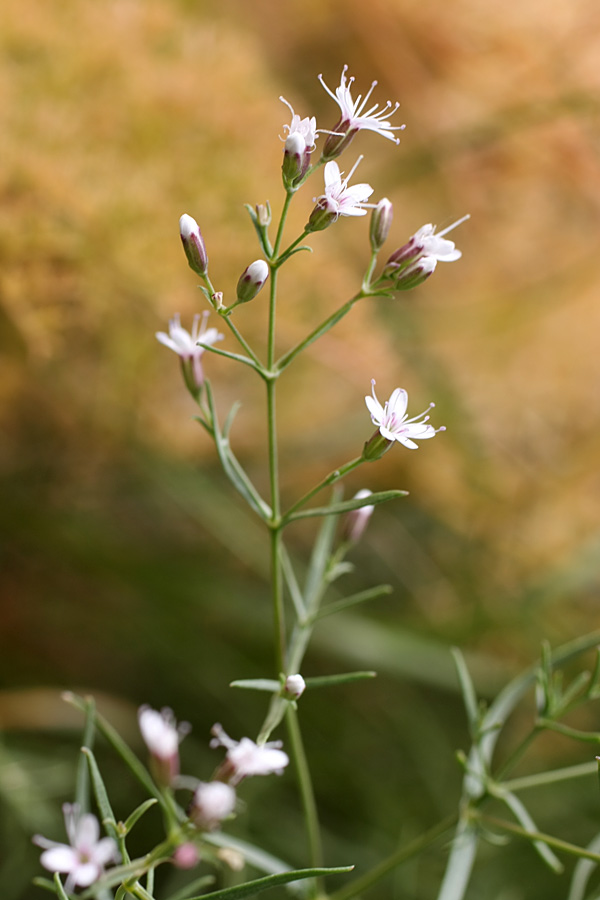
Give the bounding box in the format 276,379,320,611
2,0,600,897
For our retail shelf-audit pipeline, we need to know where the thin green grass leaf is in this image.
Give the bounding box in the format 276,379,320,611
501,789,563,872
287,490,407,523
81,747,119,842
316,585,392,620
123,799,158,835
188,867,353,900
75,696,96,813
305,672,377,688
53,873,71,900
451,648,479,734
230,679,280,692
164,875,216,900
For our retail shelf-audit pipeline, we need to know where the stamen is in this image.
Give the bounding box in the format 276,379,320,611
437,214,470,237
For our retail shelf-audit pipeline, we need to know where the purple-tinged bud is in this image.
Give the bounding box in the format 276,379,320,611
393,256,437,290
236,260,269,304
179,214,208,276
190,781,237,831
321,118,358,162
282,133,311,189
343,490,375,543
369,198,393,252
283,674,306,699
173,844,200,869
383,236,422,277
305,196,337,233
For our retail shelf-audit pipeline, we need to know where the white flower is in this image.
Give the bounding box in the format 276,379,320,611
412,219,467,263
191,781,237,830
319,66,404,145
210,724,289,785
33,804,118,892
322,158,374,218
156,312,223,388
280,97,318,152
365,380,445,450
138,706,190,785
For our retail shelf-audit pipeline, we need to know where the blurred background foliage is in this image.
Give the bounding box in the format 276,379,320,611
1,0,600,897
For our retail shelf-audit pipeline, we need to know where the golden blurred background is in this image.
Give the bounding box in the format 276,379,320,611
2,0,600,897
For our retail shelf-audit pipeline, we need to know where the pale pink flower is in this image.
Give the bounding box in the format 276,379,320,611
156,312,223,388
33,804,118,892
280,97,318,152
365,380,445,450
319,66,405,159
138,706,190,785
210,724,289,785
191,781,237,830
307,158,374,231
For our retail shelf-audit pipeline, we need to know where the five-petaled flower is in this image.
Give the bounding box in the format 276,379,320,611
210,724,289,785
280,97,318,152
365,380,445,454
33,804,118,893
156,312,223,391
319,65,405,160
307,158,374,232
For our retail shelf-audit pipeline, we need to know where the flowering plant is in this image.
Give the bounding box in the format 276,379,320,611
32,67,600,900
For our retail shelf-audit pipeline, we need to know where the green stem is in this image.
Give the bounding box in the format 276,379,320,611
276,293,364,373
502,761,597,794
282,457,364,522
286,707,323,881
330,814,458,900
478,813,600,864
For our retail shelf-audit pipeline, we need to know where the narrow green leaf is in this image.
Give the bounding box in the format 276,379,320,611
63,693,166,811
451,648,479,734
304,489,342,611
230,679,280,692
435,819,478,900
279,543,306,620
189,867,353,900
53,873,71,900
123,799,158,835
198,343,261,372
501,789,563,872
567,831,600,900
32,878,58,894
305,672,377,689
82,748,119,841
75,696,96,814
316,585,393,620
538,719,600,744
287,490,407,523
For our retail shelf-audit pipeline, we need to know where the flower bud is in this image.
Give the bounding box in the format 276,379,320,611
282,133,311,189
283,674,306,699
236,260,269,304
179,214,208,276
255,202,271,227
173,844,200,869
343,490,375,543
369,198,393,252
190,781,237,830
